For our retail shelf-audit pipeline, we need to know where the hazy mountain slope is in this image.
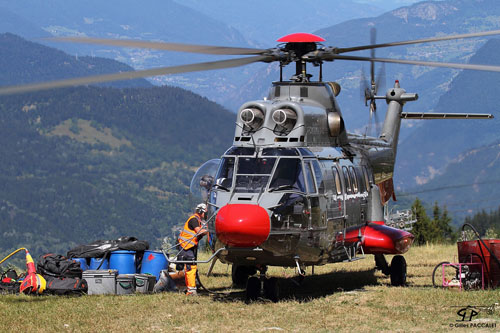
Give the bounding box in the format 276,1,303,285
0,33,151,88
396,38,500,188
0,0,258,112
176,0,385,45
400,141,500,218
0,7,49,39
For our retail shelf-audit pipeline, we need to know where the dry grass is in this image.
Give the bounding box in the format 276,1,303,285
1,244,499,332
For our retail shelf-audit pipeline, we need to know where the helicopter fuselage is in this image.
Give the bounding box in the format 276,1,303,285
196,80,414,269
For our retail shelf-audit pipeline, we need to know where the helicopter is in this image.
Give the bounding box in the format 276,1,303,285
1,29,500,301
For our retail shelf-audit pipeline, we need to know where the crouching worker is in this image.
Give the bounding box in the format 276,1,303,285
177,203,208,296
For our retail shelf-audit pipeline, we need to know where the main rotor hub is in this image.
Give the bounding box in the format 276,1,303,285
277,33,324,59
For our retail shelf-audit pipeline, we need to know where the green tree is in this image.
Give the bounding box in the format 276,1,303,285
432,202,454,243
412,198,437,245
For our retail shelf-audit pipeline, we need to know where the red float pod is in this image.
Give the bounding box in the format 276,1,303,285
215,204,270,248
340,223,414,255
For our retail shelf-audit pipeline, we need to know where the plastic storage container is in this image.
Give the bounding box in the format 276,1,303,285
140,250,168,280
89,257,109,270
135,274,157,294
109,250,136,275
72,258,88,271
116,274,136,295
83,269,117,295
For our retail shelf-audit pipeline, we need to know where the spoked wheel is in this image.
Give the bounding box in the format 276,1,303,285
432,261,458,288
245,276,261,302
390,255,407,286
264,277,280,303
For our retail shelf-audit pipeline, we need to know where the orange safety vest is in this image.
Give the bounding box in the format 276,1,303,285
178,214,202,250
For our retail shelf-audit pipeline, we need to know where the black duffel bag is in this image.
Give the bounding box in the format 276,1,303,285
44,276,88,295
37,253,83,279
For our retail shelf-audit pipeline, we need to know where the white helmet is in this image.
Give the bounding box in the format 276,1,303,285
196,203,207,214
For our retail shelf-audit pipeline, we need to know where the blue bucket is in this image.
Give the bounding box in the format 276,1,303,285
72,258,88,271
89,257,109,270
109,250,136,274
140,250,168,280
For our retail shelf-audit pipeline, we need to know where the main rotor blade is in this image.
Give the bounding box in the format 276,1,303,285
332,54,500,72
0,55,269,95
336,29,500,54
51,36,268,55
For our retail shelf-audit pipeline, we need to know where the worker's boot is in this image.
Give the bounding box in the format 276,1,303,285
186,286,197,296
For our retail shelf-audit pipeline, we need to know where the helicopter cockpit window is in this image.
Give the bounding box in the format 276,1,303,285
332,166,342,195
269,158,306,192
304,160,317,194
311,160,325,193
216,157,235,189
234,157,276,193
349,166,358,193
342,166,352,194
238,157,276,174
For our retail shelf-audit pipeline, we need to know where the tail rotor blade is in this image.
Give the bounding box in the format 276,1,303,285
375,62,386,95
370,28,376,87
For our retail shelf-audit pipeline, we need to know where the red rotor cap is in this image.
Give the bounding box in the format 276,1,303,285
277,33,325,43
215,204,270,247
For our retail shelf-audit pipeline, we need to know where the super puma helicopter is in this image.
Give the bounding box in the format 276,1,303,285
1,29,499,301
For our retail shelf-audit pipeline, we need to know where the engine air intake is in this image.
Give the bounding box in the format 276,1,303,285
240,108,264,131
272,108,297,135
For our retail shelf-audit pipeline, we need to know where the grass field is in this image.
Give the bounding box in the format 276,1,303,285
1,244,499,332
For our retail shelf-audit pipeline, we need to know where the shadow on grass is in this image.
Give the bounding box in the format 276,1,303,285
209,268,378,303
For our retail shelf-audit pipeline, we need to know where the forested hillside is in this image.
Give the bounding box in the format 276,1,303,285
0,86,234,257
0,35,235,258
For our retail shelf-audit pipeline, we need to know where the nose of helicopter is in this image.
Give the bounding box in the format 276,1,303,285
215,204,270,247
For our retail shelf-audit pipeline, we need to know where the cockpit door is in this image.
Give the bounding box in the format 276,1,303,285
304,160,326,229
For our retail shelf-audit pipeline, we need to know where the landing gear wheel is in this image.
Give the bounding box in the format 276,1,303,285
264,277,280,303
245,276,260,302
390,255,407,286
232,265,257,287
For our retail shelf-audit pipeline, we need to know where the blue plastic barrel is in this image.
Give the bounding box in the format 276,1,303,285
89,257,109,270
140,250,168,280
72,258,88,271
109,250,136,274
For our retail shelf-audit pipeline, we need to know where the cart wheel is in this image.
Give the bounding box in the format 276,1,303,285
390,255,407,286
431,261,458,288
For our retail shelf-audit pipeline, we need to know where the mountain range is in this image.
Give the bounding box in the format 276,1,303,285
2,0,500,255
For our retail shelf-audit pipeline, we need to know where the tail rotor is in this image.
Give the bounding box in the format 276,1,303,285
361,28,386,137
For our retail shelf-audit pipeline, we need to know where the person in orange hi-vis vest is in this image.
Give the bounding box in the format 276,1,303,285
177,203,208,295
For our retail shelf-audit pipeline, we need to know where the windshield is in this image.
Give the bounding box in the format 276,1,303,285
269,158,306,192
238,157,276,174
234,157,276,193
